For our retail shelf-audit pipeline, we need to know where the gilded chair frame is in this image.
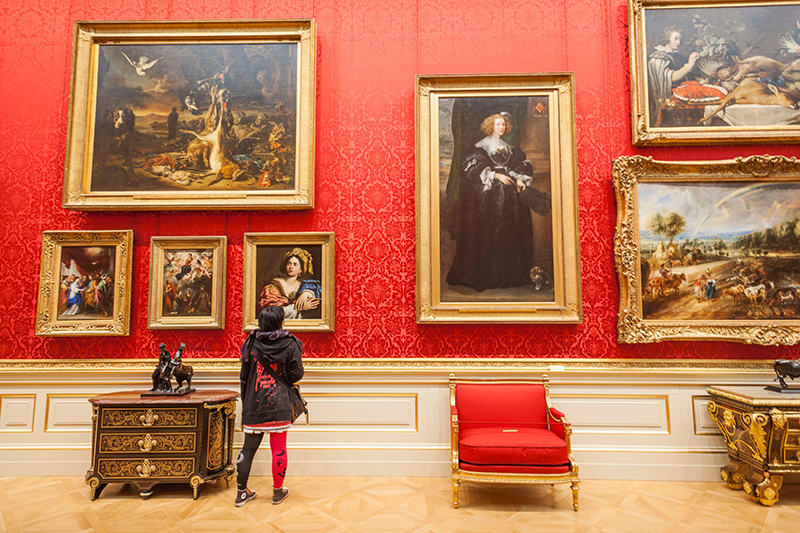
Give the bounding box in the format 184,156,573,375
448,374,580,510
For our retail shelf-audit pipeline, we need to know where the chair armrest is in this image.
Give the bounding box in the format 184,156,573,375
548,406,569,440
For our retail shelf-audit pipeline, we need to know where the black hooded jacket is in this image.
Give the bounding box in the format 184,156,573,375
239,308,304,426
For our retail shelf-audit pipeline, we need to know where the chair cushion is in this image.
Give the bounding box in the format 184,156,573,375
456,384,548,431
459,427,568,466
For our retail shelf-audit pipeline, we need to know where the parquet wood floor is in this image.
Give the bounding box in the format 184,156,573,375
1,476,799,532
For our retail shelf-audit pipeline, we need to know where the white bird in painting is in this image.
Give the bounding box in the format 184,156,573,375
184,95,201,115
120,52,163,76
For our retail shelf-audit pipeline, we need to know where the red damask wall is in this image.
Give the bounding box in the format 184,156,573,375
3,0,799,361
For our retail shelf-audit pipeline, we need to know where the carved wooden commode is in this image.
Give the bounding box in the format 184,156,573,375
707,386,800,506
86,390,237,500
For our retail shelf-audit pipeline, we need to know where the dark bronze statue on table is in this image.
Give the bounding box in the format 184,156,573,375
146,342,195,396
767,356,800,393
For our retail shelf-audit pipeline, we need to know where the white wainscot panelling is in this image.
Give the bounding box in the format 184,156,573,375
692,395,721,436
45,395,93,433
0,366,771,480
551,394,670,435
0,395,36,432
297,393,417,431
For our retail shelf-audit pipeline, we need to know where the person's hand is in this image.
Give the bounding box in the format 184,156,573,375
515,178,527,193
494,173,514,186
295,292,320,311
687,52,700,69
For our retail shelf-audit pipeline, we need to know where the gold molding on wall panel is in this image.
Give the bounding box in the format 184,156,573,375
551,394,671,435
294,393,419,432
0,358,776,373
44,394,93,433
0,395,36,433
691,395,721,436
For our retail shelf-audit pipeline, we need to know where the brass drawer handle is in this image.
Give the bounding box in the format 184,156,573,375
136,459,155,478
139,409,160,427
137,434,158,452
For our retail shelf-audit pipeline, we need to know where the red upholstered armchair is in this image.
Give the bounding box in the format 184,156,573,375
449,374,580,510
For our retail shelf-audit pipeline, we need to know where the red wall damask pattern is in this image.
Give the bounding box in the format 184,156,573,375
2,0,799,361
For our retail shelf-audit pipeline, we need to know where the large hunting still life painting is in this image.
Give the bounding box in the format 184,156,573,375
63,21,316,210
614,156,800,345
630,0,800,144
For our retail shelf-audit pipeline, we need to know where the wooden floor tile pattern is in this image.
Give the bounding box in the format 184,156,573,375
0,476,799,532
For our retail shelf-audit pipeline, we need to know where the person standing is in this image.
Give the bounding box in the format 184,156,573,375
167,107,179,140
446,112,539,291
235,305,304,507
647,28,700,125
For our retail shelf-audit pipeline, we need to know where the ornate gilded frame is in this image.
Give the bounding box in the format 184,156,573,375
415,73,582,324
147,236,227,330
242,232,335,332
63,20,316,210
630,0,800,145
35,230,133,336
614,155,800,345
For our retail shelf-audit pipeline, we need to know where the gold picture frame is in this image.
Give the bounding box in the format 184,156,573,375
614,155,800,345
63,19,316,210
630,0,800,145
416,73,582,323
35,230,133,336
243,232,335,332
148,236,227,330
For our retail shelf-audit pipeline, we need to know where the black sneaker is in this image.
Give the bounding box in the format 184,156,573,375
235,488,257,507
272,487,289,505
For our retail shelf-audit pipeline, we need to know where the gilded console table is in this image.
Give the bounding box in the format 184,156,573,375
706,386,800,506
85,390,238,500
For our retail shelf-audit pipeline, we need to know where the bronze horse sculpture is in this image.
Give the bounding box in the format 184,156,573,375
774,358,800,389
149,342,194,395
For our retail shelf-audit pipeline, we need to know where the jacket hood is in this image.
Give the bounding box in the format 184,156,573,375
250,335,297,364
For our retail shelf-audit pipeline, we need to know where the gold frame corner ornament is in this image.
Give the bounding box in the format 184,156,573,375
242,231,335,332
35,230,133,337
63,19,316,211
415,73,582,324
613,155,800,345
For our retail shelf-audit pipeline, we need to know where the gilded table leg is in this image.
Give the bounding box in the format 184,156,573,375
191,475,203,500
452,478,460,509
744,470,782,506
720,457,748,490
571,481,580,511
86,477,106,501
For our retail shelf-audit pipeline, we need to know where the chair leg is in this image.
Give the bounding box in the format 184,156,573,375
452,478,460,508
571,481,580,511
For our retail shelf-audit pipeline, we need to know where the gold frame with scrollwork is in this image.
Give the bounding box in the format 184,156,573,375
614,155,800,345
630,0,800,145
63,19,316,210
415,73,582,324
35,230,133,337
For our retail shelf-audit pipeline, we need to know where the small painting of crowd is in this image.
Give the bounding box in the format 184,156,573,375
639,183,800,320
58,246,115,319
161,248,214,317
255,245,322,321
645,5,800,128
90,42,298,191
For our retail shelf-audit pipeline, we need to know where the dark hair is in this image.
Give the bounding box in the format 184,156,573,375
258,305,285,332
